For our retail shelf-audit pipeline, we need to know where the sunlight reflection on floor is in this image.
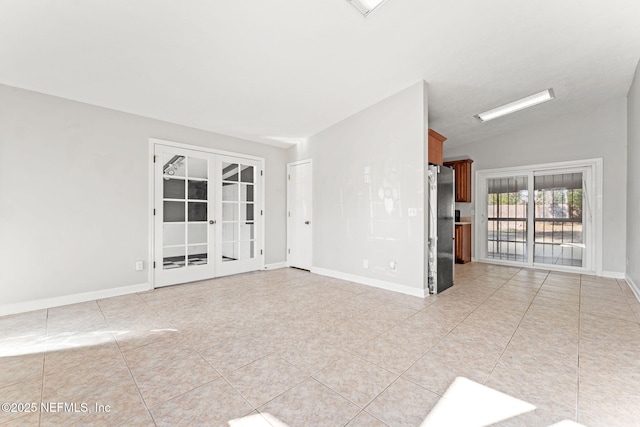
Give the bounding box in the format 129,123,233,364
421,377,584,427
229,412,289,427
0,328,178,357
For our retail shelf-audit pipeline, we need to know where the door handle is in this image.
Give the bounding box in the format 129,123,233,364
209,220,216,224
304,220,310,225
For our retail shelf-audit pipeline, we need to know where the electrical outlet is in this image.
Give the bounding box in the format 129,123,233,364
408,208,417,217
389,260,396,271
135,261,144,271
362,259,369,269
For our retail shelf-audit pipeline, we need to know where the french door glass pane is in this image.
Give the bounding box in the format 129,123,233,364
487,176,528,262
164,224,185,246
187,223,207,245
162,154,209,269
188,157,208,179
223,163,239,181
164,201,185,222
222,183,239,201
188,180,207,200
164,179,185,199
534,172,584,267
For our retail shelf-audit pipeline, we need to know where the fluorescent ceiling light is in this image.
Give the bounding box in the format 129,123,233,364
346,0,389,17
475,89,555,122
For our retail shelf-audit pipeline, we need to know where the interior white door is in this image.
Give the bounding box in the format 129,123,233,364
154,145,216,287
287,160,312,270
215,155,263,277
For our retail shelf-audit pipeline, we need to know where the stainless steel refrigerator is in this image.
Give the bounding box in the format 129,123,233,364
427,164,455,293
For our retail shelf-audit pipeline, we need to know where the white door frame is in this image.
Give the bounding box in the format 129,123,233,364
474,158,603,275
148,138,265,288
287,159,313,269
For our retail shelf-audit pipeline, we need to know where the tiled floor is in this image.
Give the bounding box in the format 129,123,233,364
1,263,640,426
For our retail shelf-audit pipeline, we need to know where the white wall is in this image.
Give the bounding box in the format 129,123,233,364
288,81,428,296
0,84,287,310
627,60,640,293
445,97,628,275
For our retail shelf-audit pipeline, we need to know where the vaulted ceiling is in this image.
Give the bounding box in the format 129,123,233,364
1,0,639,148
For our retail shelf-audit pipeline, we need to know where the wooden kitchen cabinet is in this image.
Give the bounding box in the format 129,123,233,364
455,223,472,264
443,159,473,202
427,129,446,165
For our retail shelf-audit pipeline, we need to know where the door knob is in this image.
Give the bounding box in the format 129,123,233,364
304,220,310,225
209,220,216,224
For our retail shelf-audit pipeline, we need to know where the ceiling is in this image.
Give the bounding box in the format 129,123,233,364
1,0,639,148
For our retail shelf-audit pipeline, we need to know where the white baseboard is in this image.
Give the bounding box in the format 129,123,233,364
264,262,287,270
600,271,626,279
311,267,427,298
625,275,640,303
0,283,151,317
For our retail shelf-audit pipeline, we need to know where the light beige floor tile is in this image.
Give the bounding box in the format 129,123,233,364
278,334,348,375
402,334,503,396
198,331,276,376
0,379,42,425
503,279,543,291
41,359,147,426
224,354,308,407
346,411,390,427
578,410,639,427
580,284,626,302
0,310,47,336
352,327,438,375
578,380,640,427
1,411,41,427
540,280,581,294
114,409,157,427
258,378,360,427
44,339,122,375
580,276,619,287
491,286,538,303
110,321,181,353
150,379,254,427
580,312,640,337
503,334,578,369
0,310,48,357
490,399,577,426
0,352,44,387
580,298,636,322
312,353,398,407
123,340,220,407
486,360,578,410
315,319,384,352
466,277,508,289
365,378,441,427
536,289,581,304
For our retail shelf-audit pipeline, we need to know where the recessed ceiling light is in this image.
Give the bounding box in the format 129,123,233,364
475,89,555,122
346,0,389,17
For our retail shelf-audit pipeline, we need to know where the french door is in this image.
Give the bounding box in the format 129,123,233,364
477,160,600,273
153,144,263,287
